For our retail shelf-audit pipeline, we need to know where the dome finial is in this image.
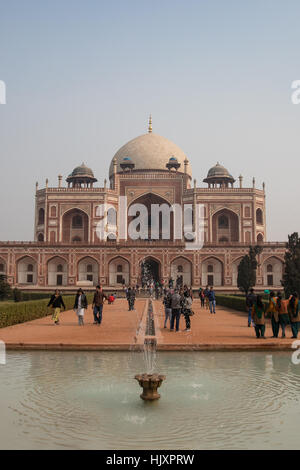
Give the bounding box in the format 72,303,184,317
148,114,152,133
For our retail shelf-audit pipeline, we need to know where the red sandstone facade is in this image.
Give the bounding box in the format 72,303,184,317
0,126,285,291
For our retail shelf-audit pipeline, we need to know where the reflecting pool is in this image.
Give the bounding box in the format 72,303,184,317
0,351,300,449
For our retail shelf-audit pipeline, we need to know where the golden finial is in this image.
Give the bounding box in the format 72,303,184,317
148,114,152,133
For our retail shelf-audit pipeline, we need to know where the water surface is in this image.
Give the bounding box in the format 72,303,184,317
0,351,299,449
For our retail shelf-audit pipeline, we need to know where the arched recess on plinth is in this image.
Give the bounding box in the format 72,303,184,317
47,256,68,286
262,256,284,287
170,256,192,287
139,255,162,285
108,256,130,286
17,255,38,285
77,256,99,286
201,256,224,287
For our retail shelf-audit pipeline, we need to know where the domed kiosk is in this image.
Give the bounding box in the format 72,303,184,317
203,162,235,188
66,163,97,188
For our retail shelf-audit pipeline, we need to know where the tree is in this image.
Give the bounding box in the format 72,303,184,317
0,274,12,301
237,245,263,295
281,232,300,297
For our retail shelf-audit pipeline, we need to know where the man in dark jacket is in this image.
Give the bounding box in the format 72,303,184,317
92,285,107,325
127,287,136,311
48,290,66,325
163,288,172,328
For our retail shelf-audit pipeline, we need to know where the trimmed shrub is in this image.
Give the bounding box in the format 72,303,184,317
215,294,268,313
0,293,94,328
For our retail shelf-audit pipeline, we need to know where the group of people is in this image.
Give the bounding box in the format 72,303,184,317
163,286,194,332
47,286,116,326
246,289,300,339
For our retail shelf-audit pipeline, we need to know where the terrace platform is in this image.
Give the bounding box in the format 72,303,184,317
0,299,296,351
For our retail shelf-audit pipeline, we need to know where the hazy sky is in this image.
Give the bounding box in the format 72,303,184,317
1,0,300,241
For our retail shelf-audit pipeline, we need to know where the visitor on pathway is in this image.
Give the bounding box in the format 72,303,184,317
108,293,115,304
169,278,174,289
198,287,205,308
170,289,182,332
251,295,266,339
276,292,290,338
92,285,107,325
246,288,256,327
127,287,136,311
163,288,172,328
204,285,210,309
47,289,66,325
288,293,300,338
266,291,279,338
208,286,216,314
182,290,193,332
74,288,88,326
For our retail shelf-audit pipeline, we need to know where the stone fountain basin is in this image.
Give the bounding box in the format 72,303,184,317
134,374,166,401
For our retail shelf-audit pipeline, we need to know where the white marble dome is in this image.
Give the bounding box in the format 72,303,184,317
109,132,191,177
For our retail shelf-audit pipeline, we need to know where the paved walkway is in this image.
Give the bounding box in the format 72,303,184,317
0,298,297,351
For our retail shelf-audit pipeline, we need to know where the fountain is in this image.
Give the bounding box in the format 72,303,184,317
134,302,165,401
134,371,166,401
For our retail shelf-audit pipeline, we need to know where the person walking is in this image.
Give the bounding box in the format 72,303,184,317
92,285,107,325
199,287,205,308
74,288,88,326
182,290,193,332
246,288,256,327
276,292,290,338
170,289,182,332
208,286,216,314
204,285,210,310
47,289,66,325
288,293,300,338
265,291,279,338
126,287,136,311
251,295,266,339
163,288,172,328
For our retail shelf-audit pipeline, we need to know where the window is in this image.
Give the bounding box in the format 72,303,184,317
117,265,123,273
38,233,44,242
57,275,63,286
177,265,183,273
207,265,213,273
87,264,93,273
267,264,273,273
207,275,214,285
38,208,45,225
256,208,263,225
117,275,123,284
57,264,63,272
257,233,263,243
267,275,273,286
0,263,4,272
27,264,33,272
87,274,93,282
27,274,33,283
218,215,229,228
72,236,81,242
72,215,83,228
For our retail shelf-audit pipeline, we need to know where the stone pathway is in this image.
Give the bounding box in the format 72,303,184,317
0,298,297,351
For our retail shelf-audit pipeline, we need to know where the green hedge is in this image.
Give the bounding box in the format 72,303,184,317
215,294,268,313
0,293,94,329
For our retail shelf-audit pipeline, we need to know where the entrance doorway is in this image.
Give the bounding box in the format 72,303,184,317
141,258,160,286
